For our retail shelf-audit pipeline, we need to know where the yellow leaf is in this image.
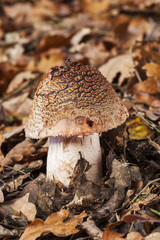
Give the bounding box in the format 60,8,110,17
126,117,153,140
19,210,86,240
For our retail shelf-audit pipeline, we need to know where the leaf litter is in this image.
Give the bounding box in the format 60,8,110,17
0,0,160,239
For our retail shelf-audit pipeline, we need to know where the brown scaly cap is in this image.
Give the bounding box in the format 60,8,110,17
25,61,129,138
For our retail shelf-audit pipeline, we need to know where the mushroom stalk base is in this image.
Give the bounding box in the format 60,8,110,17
47,133,102,187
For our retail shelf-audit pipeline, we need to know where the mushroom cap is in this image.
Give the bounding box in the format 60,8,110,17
25,61,129,138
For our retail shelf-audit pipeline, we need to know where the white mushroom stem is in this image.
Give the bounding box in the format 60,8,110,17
47,133,102,187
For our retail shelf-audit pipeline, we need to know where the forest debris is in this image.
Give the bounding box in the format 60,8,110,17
8,193,36,222
2,92,31,115
26,48,64,72
0,225,19,239
37,179,56,214
19,210,87,240
102,229,125,240
6,71,38,95
147,137,160,154
3,125,24,139
125,232,142,240
80,0,110,14
18,173,45,204
28,159,43,170
1,139,36,169
70,27,92,46
2,173,30,193
145,232,160,240
38,30,71,52
0,189,4,203
142,62,160,80
133,79,159,106
81,217,103,240
97,159,141,215
99,54,134,85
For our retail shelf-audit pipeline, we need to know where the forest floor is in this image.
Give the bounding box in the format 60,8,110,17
0,0,160,239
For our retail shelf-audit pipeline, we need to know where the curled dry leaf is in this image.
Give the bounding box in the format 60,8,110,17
2,173,30,193
133,79,159,106
102,229,125,240
99,54,134,85
26,49,64,73
6,71,38,95
81,217,103,240
142,63,160,80
19,210,87,240
0,189,4,203
126,232,142,240
145,232,160,240
1,139,36,170
2,92,32,116
81,0,110,14
8,193,36,222
0,225,19,239
38,31,71,52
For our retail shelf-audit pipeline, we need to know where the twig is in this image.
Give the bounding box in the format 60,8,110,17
147,137,160,154
129,178,160,205
133,107,160,133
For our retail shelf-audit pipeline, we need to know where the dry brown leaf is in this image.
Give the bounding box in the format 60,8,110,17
1,139,36,170
6,71,38,95
38,31,71,52
133,79,158,106
0,189,4,203
26,49,64,73
80,0,110,14
0,62,20,96
145,232,160,240
2,92,32,116
3,173,30,193
19,210,87,240
99,54,134,85
71,41,109,67
70,28,92,46
102,229,125,240
0,131,5,164
142,63,160,80
126,232,142,240
8,193,36,222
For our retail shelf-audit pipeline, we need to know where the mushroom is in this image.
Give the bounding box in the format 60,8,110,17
25,61,129,187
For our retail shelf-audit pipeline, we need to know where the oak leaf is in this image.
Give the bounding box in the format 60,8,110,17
19,209,86,240
99,54,134,86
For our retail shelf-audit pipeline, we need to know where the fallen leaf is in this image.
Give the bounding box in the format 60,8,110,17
126,117,153,140
145,232,160,240
6,71,38,95
142,62,160,80
99,54,134,85
2,139,36,170
70,28,92,46
8,193,36,222
126,232,142,240
133,79,159,106
19,210,87,240
0,189,4,203
2,92,32,116
102,229,125,240
80,0,110,14
26,49,64,72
